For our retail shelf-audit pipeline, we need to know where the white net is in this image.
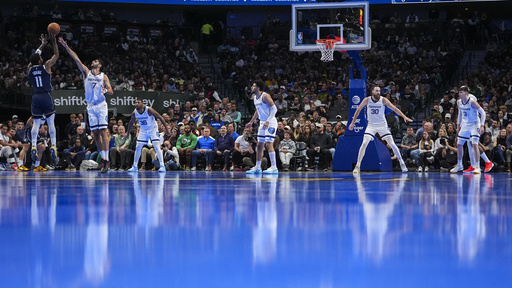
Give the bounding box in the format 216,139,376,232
316,39,337,62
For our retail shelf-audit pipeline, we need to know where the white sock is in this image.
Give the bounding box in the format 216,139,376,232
269,152,276,168
35,161,40,167
256,160,261,168
481,152,490,163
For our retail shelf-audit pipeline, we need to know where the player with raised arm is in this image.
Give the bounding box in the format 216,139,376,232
26,33,59,169
245,80,279,174
58,37,113,173
125,99,167,172
450,85,486,174
349,86,413,174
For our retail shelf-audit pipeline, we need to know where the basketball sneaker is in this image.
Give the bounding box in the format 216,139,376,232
463,166,475,173
473,167,481,174
158,166,166,173
263,166,279,174
484,162,494,173
450,164,464,173
400,162,408,173
50,146,58,161
33,166,47,172
352,165,360,174
128,165,138,172
100,160,109,173
17,165,29,172
31,147,38,162
246,167,262,174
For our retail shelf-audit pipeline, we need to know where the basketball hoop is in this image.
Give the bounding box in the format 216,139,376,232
316,39,338,62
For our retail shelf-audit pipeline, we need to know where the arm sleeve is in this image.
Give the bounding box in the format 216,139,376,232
428,140,435,153
289,141,296,154
477,106,486,126
170,147,179,158
189,135,198,149
234,112,242,123
457,103,462,125
268,104,277,120
214,138,219,152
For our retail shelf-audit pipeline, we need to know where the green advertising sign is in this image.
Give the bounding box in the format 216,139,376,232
52,90,196,115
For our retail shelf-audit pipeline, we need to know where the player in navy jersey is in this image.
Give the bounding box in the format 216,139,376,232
58,37,114,173
26,34,59,170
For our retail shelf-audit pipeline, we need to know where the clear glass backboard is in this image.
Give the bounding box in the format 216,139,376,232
290,2,371,52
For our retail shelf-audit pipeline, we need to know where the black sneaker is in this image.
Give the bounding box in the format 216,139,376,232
100,160,109,173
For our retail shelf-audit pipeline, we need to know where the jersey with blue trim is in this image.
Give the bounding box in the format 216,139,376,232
84,71,106,106
254,92,275,122
29,65,52,93
366,96,386,126
458,97,479,125
134,106,158,131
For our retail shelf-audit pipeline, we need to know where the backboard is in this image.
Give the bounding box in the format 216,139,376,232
290,2,371,52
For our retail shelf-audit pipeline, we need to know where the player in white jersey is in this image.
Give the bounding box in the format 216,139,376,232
349,86,413,174
58,37,113,173
245,80,279,174
450,85,486,174
125,99,167,172
464,93,494,172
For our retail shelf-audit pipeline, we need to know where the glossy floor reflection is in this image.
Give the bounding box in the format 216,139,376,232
0,171,511,288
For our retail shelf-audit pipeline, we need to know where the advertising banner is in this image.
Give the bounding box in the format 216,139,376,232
52,90,196,115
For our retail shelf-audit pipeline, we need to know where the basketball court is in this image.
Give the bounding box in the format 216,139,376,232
0,171,510,287
2,1,511,287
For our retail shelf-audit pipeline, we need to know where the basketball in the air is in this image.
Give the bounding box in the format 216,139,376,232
47,22,60,35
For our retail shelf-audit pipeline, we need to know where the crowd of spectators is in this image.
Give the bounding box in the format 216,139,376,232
1,3,512,172
396,33,512,172
0,3,209,100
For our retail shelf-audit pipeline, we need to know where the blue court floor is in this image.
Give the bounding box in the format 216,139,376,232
0,171,511,288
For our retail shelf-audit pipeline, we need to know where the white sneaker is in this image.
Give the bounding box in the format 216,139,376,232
263,166,279,174
473,167,481,174
450,164,464,173
352,165,360,174
417,166,423,173
424,166,429,172
400,162,408,173
158,166,166,172
246,167,262,174
191,166,196,171
128,166,138,172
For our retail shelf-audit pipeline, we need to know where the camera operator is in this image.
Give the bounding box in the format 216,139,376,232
434,128,457,172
